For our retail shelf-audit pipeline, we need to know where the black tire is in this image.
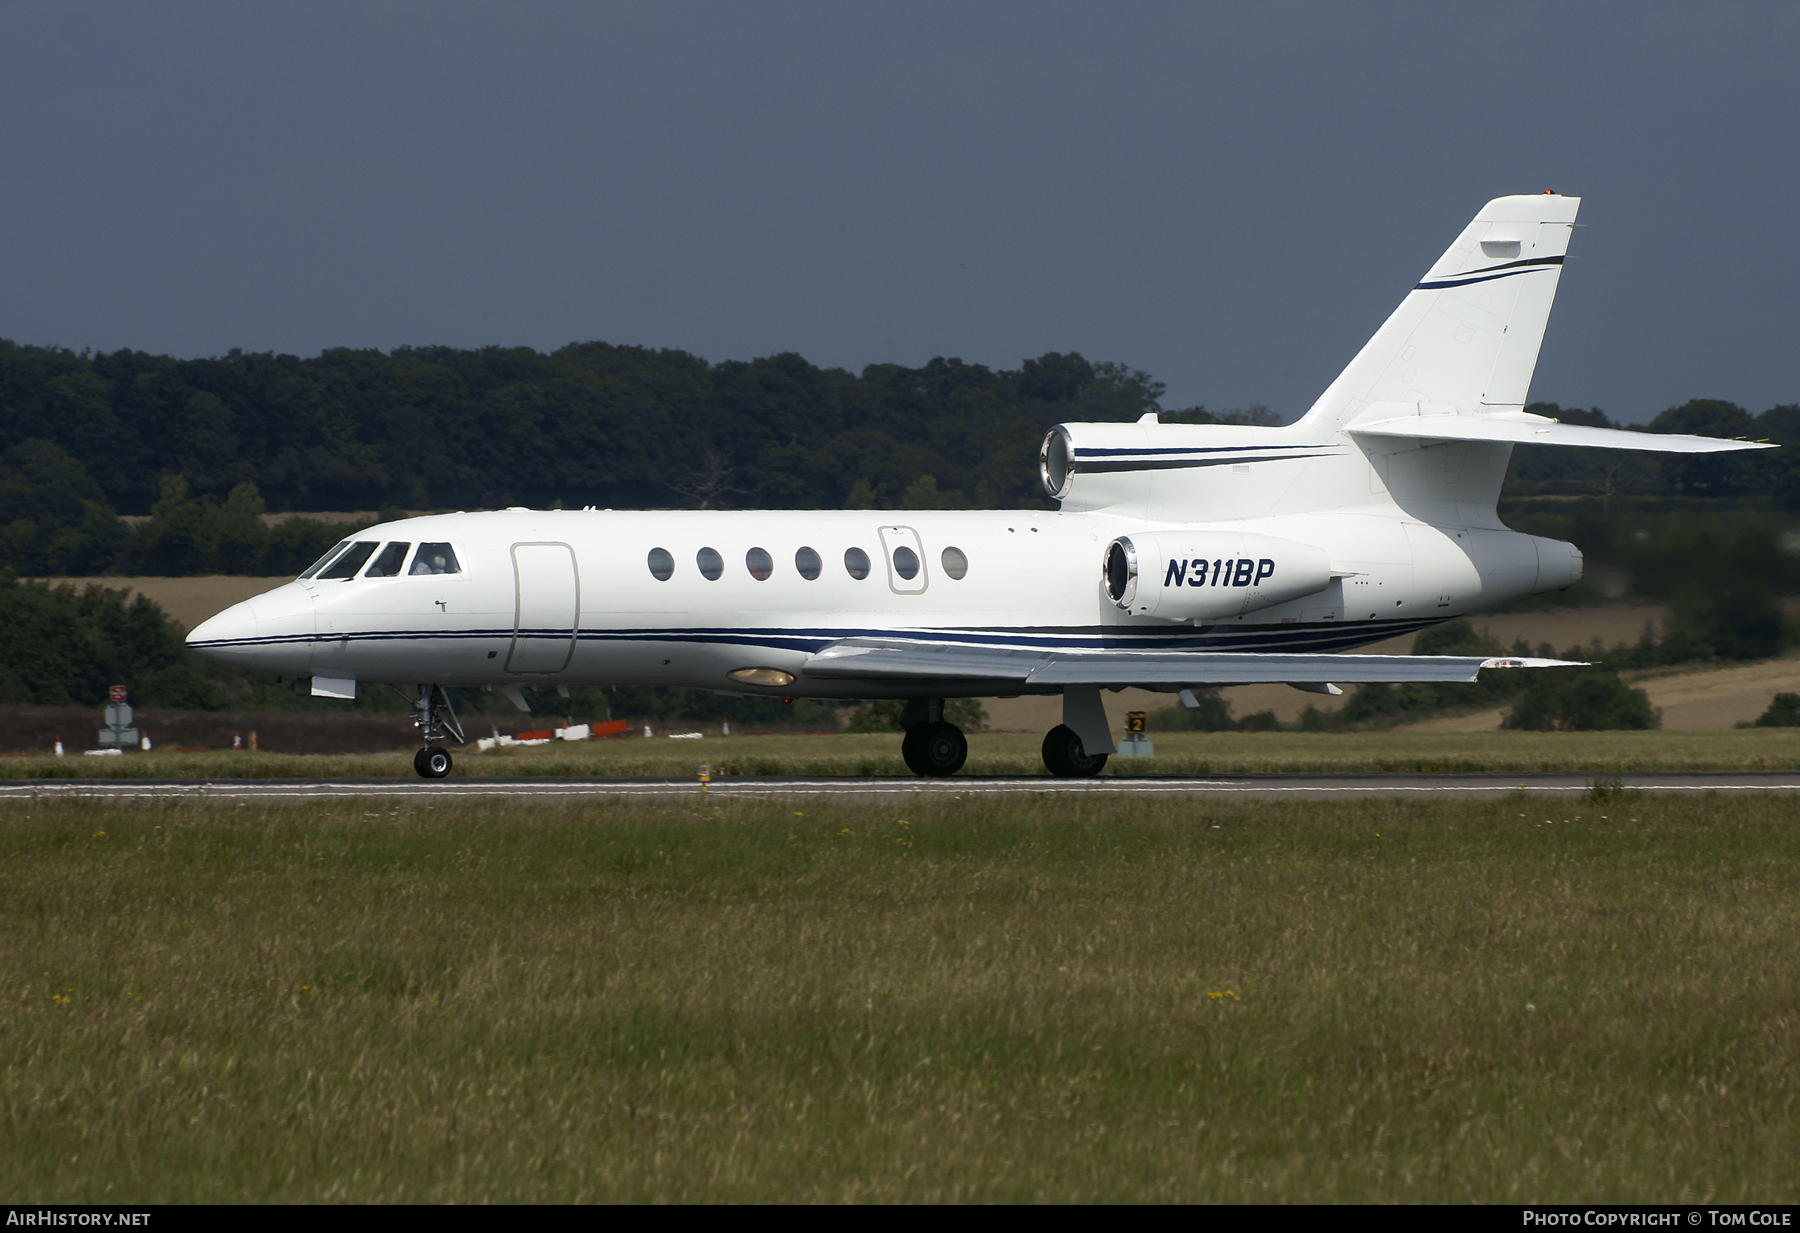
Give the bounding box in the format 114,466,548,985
901,721,968,777
415,746,453,779
1041,724,1107,778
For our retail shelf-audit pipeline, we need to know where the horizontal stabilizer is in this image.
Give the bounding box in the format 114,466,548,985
1349,409,1772,453
803,638,1582,688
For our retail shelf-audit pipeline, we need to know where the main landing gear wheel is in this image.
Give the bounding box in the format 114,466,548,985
1042,724,1107,778
414,746,453,779
902,721,968,777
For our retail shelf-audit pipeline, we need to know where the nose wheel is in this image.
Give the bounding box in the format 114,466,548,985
410,684,466,779
414,746,453,778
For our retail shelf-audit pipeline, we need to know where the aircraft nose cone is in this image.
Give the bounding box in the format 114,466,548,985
186,599,263,664
186,585,317,676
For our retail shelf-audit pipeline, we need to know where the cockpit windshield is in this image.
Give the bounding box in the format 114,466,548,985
316,541,378,580
299,540,352,580
364,542,412,578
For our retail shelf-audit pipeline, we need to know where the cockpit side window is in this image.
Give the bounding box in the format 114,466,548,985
409,543,461,575
364,542,412,577
317,541,378,580
300,540,352,580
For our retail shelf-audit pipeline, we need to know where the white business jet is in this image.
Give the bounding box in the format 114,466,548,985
188,194,1769,778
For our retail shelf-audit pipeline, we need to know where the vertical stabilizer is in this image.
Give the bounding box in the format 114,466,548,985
1296,194,1580,433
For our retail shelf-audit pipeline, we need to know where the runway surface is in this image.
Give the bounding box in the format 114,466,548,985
4,771,1800,802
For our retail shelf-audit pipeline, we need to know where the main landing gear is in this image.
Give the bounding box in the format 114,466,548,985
1040,684,1114,778
894,690,1117,779
411,684,466,779
1041,724,1108,778
899,699,968,777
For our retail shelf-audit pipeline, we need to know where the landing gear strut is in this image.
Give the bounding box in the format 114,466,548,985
411,684,466,779
899,698,967,777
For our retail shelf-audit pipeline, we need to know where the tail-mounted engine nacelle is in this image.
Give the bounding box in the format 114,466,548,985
1040,419,1293,515
1103,531,1333,620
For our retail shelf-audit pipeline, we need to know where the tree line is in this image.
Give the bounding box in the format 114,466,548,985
1503,400,1800,505
0,338,1184,575
0,334,1794,729
5,333,1792,577
0,337,1166,524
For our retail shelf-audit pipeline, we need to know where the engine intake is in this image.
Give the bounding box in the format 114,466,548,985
1040,427,1075,500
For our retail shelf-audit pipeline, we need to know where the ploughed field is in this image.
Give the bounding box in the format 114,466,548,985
3,729,1800,779
23,576,295,635
4,793,1794,1202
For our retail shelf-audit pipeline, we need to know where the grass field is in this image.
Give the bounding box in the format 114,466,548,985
3,728,1799,780
2,792,1794,1202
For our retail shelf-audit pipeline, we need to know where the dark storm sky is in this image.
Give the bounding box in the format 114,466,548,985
1,1,1795,423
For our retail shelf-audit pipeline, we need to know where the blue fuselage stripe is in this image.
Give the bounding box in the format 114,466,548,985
190,617,1443,657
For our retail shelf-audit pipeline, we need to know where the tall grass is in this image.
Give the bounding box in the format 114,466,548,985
3,728,1800,780
2,793,1795,1201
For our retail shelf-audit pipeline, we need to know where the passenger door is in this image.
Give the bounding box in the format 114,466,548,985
507,542,579,673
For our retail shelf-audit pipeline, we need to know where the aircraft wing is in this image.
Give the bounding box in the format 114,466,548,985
1348,410,1773,453
802,638,1581,687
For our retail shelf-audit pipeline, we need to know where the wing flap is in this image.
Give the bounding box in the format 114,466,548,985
1028,652,1571,685
804,640,1050,681
801,638,1582,687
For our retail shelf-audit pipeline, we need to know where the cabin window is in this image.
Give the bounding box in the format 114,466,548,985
892,545,920,581
647,547,675,581
300,540,351,579
317,541,378,580
697,547,724,581
410,543,461,575
746,547,773,580
364,542,411,578
844,547,871,580
941,546,969,580
795,546,822,580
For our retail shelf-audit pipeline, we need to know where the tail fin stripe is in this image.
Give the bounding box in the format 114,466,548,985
1417,255,1564,290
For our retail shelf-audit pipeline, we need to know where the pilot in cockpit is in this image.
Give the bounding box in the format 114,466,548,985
409,543,460,575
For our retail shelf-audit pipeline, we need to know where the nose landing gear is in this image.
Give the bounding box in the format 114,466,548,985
411,684,466,779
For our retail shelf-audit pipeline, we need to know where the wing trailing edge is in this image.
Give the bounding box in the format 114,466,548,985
802,638,1582,688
